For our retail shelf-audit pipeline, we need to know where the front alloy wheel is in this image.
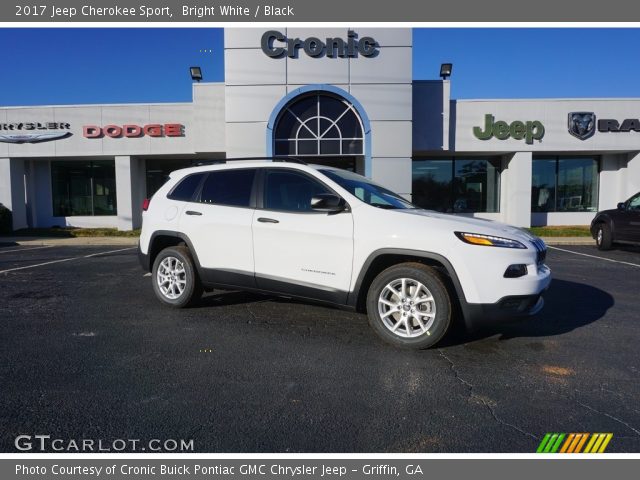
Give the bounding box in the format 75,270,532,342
377,278,436,338
366,263,451,349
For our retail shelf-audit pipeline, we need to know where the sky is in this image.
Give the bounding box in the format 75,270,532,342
0,28,638,106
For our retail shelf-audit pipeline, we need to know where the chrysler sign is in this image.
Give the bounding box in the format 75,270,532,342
0,122,72,144
261,30,379,58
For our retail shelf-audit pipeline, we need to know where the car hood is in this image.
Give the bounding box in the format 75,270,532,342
394,209,538,243
594,208,617,217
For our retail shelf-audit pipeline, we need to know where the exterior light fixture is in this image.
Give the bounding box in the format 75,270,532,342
190,66,203,82
440,63,453,80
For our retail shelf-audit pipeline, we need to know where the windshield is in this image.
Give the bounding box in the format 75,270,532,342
319,169,415,210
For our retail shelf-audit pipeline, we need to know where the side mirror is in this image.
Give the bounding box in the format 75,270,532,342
311,193,347,213
617,202,626,210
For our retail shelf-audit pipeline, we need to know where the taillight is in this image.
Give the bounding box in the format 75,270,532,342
142,198,151,211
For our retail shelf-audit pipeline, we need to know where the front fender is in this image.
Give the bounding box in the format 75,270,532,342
348,247,468,315
590,214,613,238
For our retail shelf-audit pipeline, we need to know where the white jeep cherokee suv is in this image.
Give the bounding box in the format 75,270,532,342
139,158,551,349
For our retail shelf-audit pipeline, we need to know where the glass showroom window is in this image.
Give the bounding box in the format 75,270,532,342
531,157,598,212
412,158,500,213
274,93,364,156
52,160,117,216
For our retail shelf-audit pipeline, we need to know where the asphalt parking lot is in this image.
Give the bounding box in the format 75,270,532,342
0,242,639,453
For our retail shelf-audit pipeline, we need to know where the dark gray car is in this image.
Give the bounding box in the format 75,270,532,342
591,192,640,250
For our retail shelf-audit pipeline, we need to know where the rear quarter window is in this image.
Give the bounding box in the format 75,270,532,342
167,173,206,202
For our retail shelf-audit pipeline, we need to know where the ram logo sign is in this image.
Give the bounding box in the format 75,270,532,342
568,112,596,140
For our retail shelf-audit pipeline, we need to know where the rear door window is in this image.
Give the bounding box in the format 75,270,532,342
199,169,257,208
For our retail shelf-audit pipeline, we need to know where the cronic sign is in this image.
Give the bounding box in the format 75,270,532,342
261,30,379,58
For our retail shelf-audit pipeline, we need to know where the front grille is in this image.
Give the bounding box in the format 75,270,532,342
532,238,547,265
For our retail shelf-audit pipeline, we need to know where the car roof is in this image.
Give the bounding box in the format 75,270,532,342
168,159,337,179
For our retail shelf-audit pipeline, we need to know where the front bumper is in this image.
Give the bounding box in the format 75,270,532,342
461,293,546,330
460,263,551,330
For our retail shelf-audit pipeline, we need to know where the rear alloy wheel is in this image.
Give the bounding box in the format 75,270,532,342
366,263,451,349
596,223,613,251
152,246,203,308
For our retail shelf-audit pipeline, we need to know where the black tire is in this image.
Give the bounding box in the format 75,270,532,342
152,246,203,308
366,263,451,349
595,223,613,251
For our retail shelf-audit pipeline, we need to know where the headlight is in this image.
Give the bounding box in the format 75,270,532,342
454,232,526,249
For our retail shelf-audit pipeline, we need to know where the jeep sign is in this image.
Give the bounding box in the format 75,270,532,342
261,30,379,58
473,114,545,144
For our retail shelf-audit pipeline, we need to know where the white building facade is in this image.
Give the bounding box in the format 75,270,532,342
1,28,639,231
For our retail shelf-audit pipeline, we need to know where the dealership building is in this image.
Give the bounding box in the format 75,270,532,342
1,28,639,231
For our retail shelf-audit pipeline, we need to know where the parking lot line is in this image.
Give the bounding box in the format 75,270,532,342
0,245,54,254
0,247,136,274
548,246,640,268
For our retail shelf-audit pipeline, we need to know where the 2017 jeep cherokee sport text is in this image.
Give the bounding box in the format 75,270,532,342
138,159,551,349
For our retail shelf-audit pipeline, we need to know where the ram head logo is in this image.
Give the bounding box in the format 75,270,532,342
568,112,596,140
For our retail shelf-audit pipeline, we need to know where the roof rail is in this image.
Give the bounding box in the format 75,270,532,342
211,156,308,165
271,157,307,165
194,160,225,166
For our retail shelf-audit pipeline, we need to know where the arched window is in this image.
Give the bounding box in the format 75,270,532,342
273,93,364,157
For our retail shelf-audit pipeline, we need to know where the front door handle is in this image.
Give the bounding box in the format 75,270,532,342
185,210,202,216
257,217,279,224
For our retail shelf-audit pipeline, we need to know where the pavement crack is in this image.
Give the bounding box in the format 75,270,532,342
480,398,538,440
438,349,474,389
438,349,537,440
245,304,258,323
576,400,640,436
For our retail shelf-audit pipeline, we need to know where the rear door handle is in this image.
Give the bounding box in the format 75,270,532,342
257,217,279,224
185,210,202,216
